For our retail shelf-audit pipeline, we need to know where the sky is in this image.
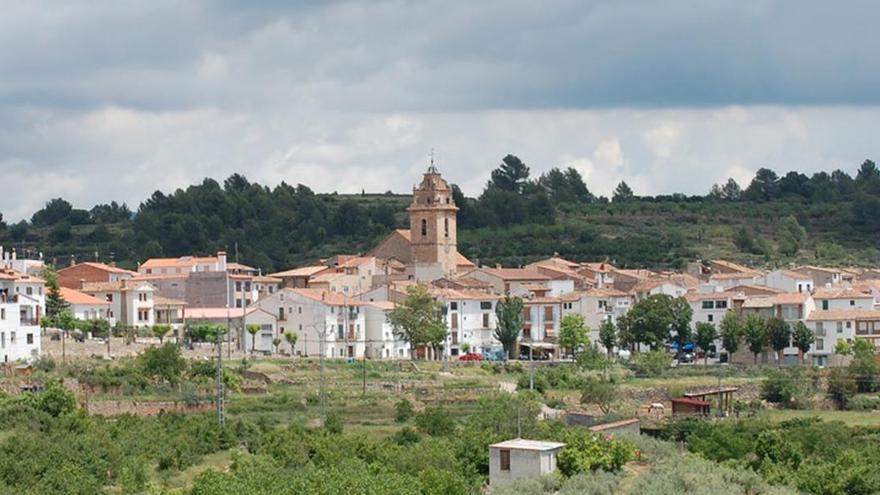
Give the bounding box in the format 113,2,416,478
2,0,879,221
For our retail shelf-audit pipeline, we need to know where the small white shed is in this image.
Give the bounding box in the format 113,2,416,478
488,438,565,486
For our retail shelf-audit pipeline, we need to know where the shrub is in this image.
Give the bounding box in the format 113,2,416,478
576,343,607,371
580,377,618,415
761,369,797,407
324,412,343,434
517,371,549,394
556,428,635,475
631,350,671,377
390,426,421,445
34,356,56,373
415,406,456,436
846,395,880,411
395,398,415,423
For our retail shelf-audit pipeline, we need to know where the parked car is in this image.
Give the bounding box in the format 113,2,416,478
458,352,483,362
677,352,695,364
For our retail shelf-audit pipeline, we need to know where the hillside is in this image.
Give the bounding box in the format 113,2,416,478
2,157,879,272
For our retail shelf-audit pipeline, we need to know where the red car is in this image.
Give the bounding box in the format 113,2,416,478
459,352,483,361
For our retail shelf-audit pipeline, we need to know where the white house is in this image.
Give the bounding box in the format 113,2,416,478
630,279,688,301
806,309,880,366
362,301,410,359
812,287,874,311
489,439,565,486
0,269,44,362
257,288,366,358
685,291,736,327
560,288,631,342
183,307,276,352
80,280,156,328
465,267,554,297
431,287,502,357
60,287,110,321
761,270,814,293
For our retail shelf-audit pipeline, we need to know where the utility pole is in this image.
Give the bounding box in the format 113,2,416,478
216,329,225,426
529,341,535,391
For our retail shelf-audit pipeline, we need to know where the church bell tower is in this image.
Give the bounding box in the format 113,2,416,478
408,161,458,280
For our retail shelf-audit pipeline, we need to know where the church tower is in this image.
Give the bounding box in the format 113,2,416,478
408,162,458,281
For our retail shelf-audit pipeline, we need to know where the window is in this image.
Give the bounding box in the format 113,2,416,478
0,309,4,320
708,314,713,322
235,281,242,291
847,321,852,329
451,314,458,329
450,302,458,310
106,294,113,302
444,218,449,238
278,308,284,319
822,300,829,310
850,300,855,306
815,322,824,335
9,332,14,344
25,287,32,295
499,449,510,471
702,301,713,309
816,338,824,351
837,322,843,333
421,219,427,237
480,301,492,310
26,334,33,345
298,306,302,314
482,313,490,328
715,300,728,309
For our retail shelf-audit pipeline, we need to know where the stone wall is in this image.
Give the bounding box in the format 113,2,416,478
87,400,214,417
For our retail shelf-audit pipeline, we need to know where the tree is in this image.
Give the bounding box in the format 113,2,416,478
152,324,171,344
721,178,742,200
31,198,74,226
494,296,524,360
766,317,791,366
790,322,814,365
139,343,186,385
387,284,446,360
744,168,779,201
42,266,69,324
778,215,806,257
616,294,691,350
670,296,694,350
246,324,261,354
598,320,617,357
744,315,767,364
580,377,618,415
694,322,718,366
719,311,743,358
559,314,589,358
849,339,878,393
272,337,281,354
612,181,634,202
284,331,298,355
490,154,531,193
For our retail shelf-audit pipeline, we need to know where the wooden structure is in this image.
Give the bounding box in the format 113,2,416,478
683,386,739,415
671,397,711,417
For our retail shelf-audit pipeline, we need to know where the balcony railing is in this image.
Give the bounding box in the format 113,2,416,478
20,318,40,326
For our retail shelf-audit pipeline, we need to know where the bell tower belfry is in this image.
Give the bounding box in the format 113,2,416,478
408,160,458,281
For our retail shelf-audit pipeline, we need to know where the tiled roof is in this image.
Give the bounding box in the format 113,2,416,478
288,288,363,306
795,265,841,274
807,309,880,321
430,287,501,301
140,256,217,269
59,262,137,276
253,275,282,284
0,268,44,283
153,295,186,306
685,291,737,302
812,287,872,300
393,229,412,241
186,307,262,319
59,287,109,306
270,266,328,278
80,281,154,293
477,267,550,281
773,292,811,305
710,260,757,274
709,271,762,280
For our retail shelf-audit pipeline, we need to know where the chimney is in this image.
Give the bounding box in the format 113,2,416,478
217,251,227,271
495,263,502,269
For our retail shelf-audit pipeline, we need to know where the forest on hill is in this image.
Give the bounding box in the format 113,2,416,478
2,156,880,272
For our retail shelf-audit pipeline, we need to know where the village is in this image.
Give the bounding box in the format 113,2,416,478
3,165,878,369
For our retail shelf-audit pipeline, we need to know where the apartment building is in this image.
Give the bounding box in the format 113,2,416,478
79,280,156,328
0,269,44,362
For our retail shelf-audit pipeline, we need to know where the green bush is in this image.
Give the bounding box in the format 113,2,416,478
555,428,635,476
846,395,880,411
630,350,672,377
761,369,798,407
517,371,549,394
324,412,343,434
414,406,456,436
395,398,414,423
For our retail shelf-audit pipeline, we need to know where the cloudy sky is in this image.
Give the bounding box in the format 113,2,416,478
2,0,879,220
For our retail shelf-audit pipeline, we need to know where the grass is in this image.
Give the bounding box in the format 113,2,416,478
759,409,880,427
